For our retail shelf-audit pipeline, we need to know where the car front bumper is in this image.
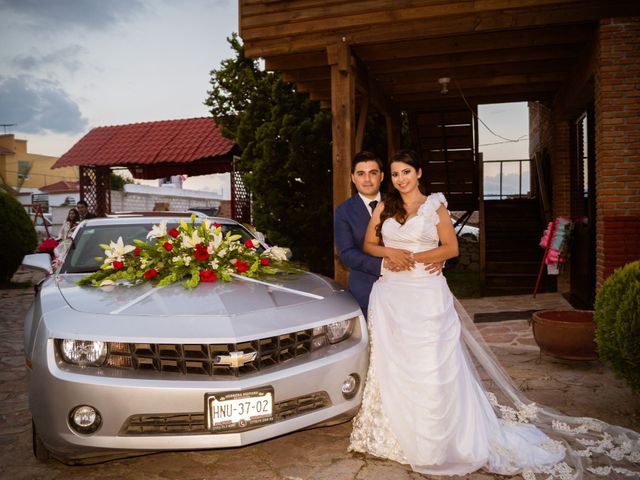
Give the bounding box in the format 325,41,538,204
29,322,369,463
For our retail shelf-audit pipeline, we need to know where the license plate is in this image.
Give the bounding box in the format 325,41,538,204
205,387,274,432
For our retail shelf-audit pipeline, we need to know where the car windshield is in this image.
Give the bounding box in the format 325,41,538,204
61,222,260,274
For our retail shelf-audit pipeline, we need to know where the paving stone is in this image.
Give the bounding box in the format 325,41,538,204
1,272,638,479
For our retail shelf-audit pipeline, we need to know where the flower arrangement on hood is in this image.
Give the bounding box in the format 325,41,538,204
77,215,291,289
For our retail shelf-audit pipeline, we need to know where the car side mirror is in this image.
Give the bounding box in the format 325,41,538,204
22,253,54,275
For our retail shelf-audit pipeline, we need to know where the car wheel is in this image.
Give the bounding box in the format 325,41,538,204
32,419,50,463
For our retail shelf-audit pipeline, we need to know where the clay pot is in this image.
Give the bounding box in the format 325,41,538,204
530,310,597,360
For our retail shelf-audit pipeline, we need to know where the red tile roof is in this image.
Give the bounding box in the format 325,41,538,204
53,118,234,169
40,180,80,194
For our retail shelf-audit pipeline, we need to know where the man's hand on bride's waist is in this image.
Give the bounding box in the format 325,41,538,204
383,249,415,271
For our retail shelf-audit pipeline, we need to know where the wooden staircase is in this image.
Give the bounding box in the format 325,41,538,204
482,199,556,296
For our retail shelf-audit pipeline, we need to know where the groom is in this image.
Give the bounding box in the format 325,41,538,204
334,151,384,316
334,151,443,316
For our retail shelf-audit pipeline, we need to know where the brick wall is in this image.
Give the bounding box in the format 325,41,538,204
595,17,640,286
529,101,573,293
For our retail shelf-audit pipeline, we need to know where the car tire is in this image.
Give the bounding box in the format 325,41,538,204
32,419,50,463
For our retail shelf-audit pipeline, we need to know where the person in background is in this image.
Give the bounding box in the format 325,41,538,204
76,200,96,221
57,208,79,241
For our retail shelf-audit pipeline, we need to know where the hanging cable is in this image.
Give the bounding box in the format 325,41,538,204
454,79,528,144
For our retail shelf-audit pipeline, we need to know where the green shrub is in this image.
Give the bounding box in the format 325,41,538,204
0,192,38,284
594,260,640,392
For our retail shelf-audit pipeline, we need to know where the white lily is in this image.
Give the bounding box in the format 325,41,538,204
209,231,223,250
104,237,136,262
147,220,168,239
180,230,203,249
264,246,290,262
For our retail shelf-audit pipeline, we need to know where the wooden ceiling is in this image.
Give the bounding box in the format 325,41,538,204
239,0,639,112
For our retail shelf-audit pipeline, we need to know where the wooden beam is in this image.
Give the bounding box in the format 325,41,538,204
365,44,583,75
386,71,568,95
375,60,573,90
355,24,592,62
241,0,592,41
329,40,356,287
242,1,639,58
394,91,557,111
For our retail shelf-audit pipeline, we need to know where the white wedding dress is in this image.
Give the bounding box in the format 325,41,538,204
349,193,640,479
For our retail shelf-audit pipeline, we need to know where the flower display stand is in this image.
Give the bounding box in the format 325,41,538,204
530,310,597,360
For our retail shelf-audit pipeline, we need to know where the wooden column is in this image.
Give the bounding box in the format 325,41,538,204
328,41,356,287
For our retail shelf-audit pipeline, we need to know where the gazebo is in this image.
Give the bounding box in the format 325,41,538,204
52,118,248,221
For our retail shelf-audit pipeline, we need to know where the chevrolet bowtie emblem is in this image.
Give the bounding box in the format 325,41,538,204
214,351,257,368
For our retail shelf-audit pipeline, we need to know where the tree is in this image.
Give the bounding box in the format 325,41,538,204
110,172,133,191
206,35,334,275
0,191,37,284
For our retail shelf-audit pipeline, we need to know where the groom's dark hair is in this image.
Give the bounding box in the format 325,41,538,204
352,151,384,173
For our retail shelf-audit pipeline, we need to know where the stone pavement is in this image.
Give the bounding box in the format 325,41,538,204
1,269,639,480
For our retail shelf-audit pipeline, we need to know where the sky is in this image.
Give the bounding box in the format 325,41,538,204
0,0,238,197
0,0,529,200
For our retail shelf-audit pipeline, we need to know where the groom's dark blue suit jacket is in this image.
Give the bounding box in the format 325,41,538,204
334,194,382,316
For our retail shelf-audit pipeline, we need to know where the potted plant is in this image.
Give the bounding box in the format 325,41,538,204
593,259,640,392
530,309,597,360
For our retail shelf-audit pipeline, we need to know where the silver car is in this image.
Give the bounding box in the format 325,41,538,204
22,215,368,464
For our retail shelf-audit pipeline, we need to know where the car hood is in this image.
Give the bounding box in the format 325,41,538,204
45,273,361,342
57,272,338,317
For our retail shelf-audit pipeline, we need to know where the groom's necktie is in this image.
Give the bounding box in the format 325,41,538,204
369,200,378,214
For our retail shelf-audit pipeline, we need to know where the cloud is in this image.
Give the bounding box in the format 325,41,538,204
0,0,147,31
11,45,86,73
0,75,88,135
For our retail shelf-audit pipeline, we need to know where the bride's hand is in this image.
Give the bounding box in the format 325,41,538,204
384,249,415,270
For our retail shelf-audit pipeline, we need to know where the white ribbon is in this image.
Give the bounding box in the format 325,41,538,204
229,273,324,300
109,273,323,314
110,284,167,314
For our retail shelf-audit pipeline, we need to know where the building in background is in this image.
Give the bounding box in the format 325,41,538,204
0,134,78,190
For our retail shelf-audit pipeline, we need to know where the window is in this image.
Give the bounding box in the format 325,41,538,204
18,160,30,180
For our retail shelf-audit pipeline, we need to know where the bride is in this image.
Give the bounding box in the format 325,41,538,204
348,150,640,479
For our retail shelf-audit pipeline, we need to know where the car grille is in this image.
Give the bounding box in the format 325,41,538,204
120,391,331,435
102,328,321,377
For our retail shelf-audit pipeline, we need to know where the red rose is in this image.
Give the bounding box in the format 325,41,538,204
113,260,124,270
260,258,270,266
244,239,255,248
194,243,209,261
133,247,141,257
37,238,58,253
199,269,217,283
168,227,179,238
234,259,249,273
163,242,173,251
144,268,158,279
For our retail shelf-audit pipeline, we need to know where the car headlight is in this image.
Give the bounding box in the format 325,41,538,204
311,318,355,350
58,339,108,366
325,318,355,343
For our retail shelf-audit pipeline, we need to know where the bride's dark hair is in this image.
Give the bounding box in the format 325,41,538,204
376,149,427,238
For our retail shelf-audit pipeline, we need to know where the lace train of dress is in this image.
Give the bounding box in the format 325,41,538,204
349,193,640,479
